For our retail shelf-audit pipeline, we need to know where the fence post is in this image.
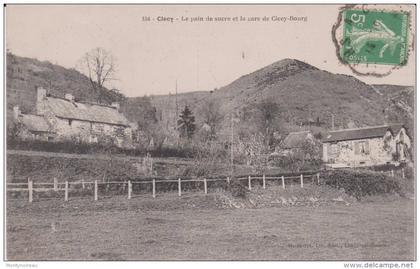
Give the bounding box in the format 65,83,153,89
128,180,132,199
300,174,304,188
282,176,285,189
248,176,252,190
317,173,320,185
28,178,33,203
94,180,98,201
391,169,394,177
204,178,208,194
64,181,69,202
402,169,405,179
53,177,58,191
150,158,153,173
263,174,266,189
178,178,181,197
152,179,156,198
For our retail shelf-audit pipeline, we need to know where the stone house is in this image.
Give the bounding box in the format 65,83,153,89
322,124,411,168
13,87,134,147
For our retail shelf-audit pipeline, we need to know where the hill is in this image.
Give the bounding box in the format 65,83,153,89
144,59,414,138
6,53,414,142
6,53,123,115
372,84,414,135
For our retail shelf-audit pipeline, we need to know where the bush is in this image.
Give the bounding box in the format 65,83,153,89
269,154,322,172
321,169,404,200
228,179,248,198
178,141,229,177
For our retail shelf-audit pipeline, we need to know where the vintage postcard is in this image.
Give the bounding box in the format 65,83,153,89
3,3,416,265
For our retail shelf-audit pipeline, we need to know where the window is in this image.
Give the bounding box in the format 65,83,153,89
94,124,105,133
114,126,125,138
330,144,339,154
355,141,370,155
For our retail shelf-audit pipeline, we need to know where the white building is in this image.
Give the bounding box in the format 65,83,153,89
322,125,411,168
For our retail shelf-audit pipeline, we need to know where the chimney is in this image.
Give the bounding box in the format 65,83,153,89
65,93,75,102
36,87,47,101
13,105,21,120
111,102,120,111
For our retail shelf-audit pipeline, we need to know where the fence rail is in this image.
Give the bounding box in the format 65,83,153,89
8,168,406,203
7,172,325,203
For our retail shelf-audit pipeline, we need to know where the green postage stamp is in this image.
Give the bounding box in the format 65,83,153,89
341,9,409,65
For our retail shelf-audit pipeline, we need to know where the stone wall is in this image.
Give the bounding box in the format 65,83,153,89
50,116,132,146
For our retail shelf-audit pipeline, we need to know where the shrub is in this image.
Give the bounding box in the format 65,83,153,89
178,141,229,177
269,154,322,172
228,179,248,198
321,169,404,200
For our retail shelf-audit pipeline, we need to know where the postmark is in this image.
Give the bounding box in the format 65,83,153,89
332,5,414,77
342,9,408,65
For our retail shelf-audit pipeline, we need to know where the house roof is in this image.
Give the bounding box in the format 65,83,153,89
322,124,404,143
282,131,313,149
41,96,130,127
20,114,54,133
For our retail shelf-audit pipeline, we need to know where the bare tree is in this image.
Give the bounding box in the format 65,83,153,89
255,100,281,145
200,99,224,141
240,100,281,148
235,132,270,172
77,47,116,103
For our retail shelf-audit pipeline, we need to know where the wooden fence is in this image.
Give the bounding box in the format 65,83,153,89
7,168,406,203
7,173,320,203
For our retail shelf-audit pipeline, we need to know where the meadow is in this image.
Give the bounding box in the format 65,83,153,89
6,189,415,261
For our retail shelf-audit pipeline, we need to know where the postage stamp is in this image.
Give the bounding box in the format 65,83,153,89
341,9,409,66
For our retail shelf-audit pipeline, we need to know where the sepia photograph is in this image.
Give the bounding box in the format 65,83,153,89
2,3,416,265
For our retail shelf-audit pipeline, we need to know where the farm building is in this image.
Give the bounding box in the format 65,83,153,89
13,87,134,147
322,124,411,168
12,107,56,141
275,130,319,159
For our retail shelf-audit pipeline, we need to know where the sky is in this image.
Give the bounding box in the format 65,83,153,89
6,5,416,97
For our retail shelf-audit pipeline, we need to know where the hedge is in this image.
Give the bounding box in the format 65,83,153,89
7,139,196,158
321,169,404,200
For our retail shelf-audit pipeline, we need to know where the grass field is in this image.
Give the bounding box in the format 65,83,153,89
6,191,415,261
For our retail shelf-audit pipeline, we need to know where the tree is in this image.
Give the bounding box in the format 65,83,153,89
6,117,23,144
119,96,163,148
177,106,196,139
200,99,224,141
77,47,116,103
235,132,270,173
240,100,281,148
255,100,281,147
121,96,157,129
